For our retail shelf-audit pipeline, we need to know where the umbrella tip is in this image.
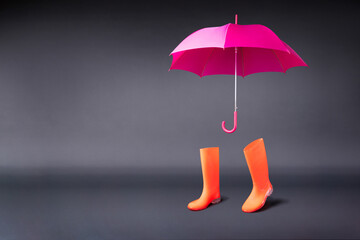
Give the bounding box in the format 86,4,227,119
235,14,238,24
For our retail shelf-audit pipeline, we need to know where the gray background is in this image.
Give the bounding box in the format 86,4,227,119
0,1,359,239
0,1,358,172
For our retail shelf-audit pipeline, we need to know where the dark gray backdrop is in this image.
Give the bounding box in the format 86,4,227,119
0,0,358,173
0,1,359,239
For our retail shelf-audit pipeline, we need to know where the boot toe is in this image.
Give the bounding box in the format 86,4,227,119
187,198,209,211
242,191,268,213
187,199,200,211
242,198,258,213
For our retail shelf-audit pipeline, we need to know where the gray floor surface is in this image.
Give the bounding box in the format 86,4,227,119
0,170,359,240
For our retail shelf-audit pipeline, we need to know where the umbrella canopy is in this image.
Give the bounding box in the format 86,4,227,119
170,23,307,77
169,17,307,133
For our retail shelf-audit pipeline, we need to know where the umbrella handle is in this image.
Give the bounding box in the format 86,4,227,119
221,111,237,134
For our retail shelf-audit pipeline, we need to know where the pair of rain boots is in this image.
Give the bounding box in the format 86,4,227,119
187,138,273,212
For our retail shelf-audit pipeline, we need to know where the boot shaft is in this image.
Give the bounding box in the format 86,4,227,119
200,147,220,192
243,138,270,189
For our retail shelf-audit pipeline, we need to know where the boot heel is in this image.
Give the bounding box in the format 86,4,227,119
211,197,221,204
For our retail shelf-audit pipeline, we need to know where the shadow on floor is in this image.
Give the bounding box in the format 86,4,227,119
221,195,229,203
256,197,288,212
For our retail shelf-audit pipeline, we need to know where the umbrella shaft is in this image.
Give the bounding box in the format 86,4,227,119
234,47,237,111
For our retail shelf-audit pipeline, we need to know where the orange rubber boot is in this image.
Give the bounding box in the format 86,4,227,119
242,138,273,213
187,147,221,211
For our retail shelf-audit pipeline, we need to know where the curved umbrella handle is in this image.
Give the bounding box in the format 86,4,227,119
221,111,237,134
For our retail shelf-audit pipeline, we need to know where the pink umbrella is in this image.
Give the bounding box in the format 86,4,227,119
169,15,307,133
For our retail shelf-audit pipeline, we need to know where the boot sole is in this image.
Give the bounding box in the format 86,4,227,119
258,187,273,211
211,197,221,205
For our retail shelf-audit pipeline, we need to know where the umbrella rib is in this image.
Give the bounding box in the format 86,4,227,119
280,40,291,54
241,47,245,77
223,23,231,47
272,49,285,73
169,51,186,71
200,49,215,77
